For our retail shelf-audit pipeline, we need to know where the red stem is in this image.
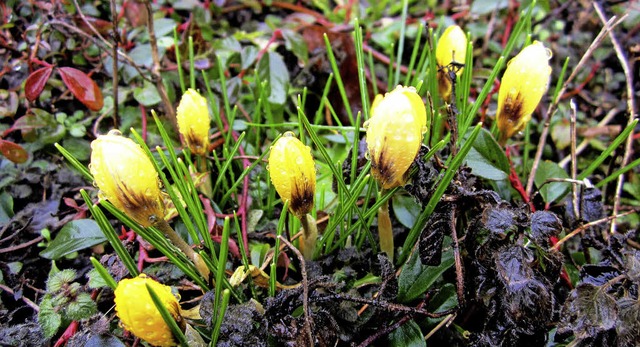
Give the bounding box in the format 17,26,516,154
506,147,534,211
53,320,79,347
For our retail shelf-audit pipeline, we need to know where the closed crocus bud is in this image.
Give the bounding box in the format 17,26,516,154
497,41,552,144
90,130,165,227
365,86,426,189
114,274,182,347
268,132,316,219
436,25,467,101
176,89,210,156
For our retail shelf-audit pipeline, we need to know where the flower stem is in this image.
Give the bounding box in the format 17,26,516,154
378,190,394,262
300,213,318,260
197,155,213,198
154,219,210,280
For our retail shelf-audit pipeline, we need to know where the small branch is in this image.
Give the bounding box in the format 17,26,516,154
110,0,119,125
558,106,623,168
525,14,627,196
0,236,44,253
594,3,637,235
449,206,465,308
551,211,636,251
0,284,40,312
570,100,579,220
48,20,154,83
144,0,177,130
278,235,313,346
357,313,414,347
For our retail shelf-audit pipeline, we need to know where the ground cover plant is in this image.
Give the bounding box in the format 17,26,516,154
0,0,639,346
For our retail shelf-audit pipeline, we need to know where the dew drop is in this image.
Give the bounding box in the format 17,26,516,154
364,151,371,160
283,131,296,138
363,120,370,130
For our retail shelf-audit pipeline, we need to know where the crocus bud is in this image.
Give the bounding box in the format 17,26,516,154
365,86,426,189
436,25,468,101
114,274,182,347
268,132,316,219
176,89,211,156
497,41,552,144
90,130,165,227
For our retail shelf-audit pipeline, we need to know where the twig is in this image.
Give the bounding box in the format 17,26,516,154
593,3,638,236
277,235,313,346
0,236,44,253
357,313,413,347
110,0,119,124
525,14,627,196
424,313,456,341
144,0,177,130
570,100,579,221
551,211,636,251
450,206,465,308
48,20,153,83
558,106,623,168
0,284,40,312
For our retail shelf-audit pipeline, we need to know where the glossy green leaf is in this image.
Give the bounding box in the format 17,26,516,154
387,319,426,347
257,51,289,106
398,247,454,303
392,194,421,229
466,128,510,180
282,29,308,64
533,160,570,203
133,81,162,106
39,219,106,260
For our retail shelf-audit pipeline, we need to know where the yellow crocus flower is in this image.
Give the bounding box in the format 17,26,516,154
497,41,552,144
365,85,426,190
114,274,182,347
176,89,211,156
436,25,468,101
268,132,316,219
90,130,165,227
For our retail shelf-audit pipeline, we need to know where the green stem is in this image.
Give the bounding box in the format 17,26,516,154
154,219,210,280
377,190,394,262
300,213,318,260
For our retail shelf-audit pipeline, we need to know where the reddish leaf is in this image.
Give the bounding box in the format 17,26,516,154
0,139,28,164
58,67,104,111
24,66,54,102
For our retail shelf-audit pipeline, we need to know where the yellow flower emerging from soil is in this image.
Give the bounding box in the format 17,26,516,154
90,130,165,227
365,86,426,189
176,88,211,156
268,132,316,219
497,41,552,144
114,275,182,347
436,25,468,101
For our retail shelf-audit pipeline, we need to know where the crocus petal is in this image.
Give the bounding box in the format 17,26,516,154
365,86,426,189
176,89,211,156
114,274,182,347
497,41,552,143
90,130,165,227
268,132,316,218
